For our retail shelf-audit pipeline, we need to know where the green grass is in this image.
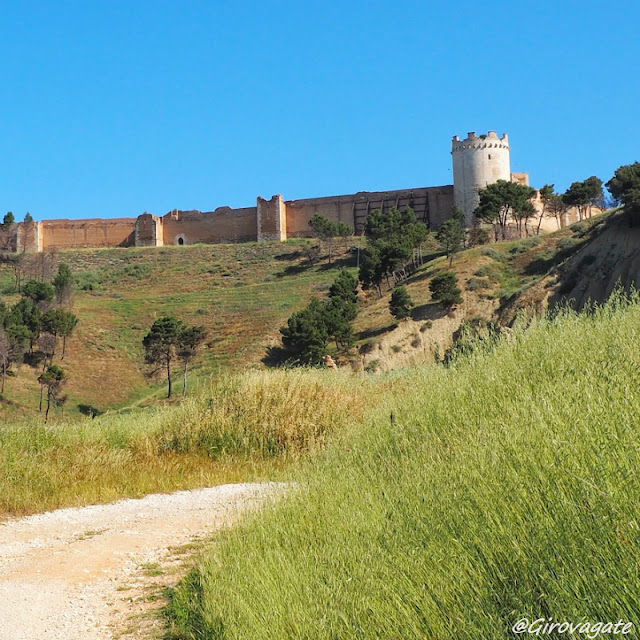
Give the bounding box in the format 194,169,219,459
166,291,640,639
0,368,367,519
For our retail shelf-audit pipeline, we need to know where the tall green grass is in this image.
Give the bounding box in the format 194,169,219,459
0,369,367,518
166,292,640,638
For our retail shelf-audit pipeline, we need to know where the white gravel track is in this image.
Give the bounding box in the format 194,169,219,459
0,482,284,639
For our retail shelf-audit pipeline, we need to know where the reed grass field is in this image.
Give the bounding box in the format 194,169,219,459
165,292,640,639
0,369,368,518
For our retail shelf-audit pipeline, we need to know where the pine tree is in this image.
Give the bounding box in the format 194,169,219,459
389,286,414,320
429,273,462,306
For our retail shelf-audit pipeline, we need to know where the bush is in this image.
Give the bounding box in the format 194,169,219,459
474,265,500,280
429,272,462,306
481,248,507,262
571,220,590,236
466,277,491,291
557,237,579,252
509,236,543,255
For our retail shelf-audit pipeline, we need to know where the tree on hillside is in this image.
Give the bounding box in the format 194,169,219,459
359,207,429,292
0,328,10,394
390,286,414,320
143,316,184,398
358,245,385,297
52,263,74,307
606,162,640,226
38,364,66,423
513,199,537,237
332,221,354,252
325,270,358,350
3,212,14,227
563,176,603,221
547,194,569,229
437,208,465,266
24,212,33,224
309,214,338,264
474,180,537,240
176,325,208,398
22,280,54,307
280,298,330,365
42,308,78,359
536,184,555,235
429,272,462,307
8,298,41,352
280,270,359,364
328,269,358,309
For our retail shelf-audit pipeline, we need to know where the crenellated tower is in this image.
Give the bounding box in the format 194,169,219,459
452,131,511,225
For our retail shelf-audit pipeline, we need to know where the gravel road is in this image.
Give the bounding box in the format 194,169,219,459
0,483,284,639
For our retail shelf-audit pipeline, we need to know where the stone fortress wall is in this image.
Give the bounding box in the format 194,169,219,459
8,131,580,253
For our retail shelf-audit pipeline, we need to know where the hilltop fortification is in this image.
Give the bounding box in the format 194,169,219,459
7,131,574,253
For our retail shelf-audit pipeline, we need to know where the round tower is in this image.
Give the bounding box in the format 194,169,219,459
452,131,511,225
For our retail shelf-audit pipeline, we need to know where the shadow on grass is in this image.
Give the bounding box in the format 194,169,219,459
411,303,448,322
78,403,105,418
23,351,46,369
274,250,306,262
262,345,293,368
357,324,397,341
317,255,357,271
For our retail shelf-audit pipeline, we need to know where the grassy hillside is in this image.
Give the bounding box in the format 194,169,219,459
352,211,621,372
1,210,626,417
0,241,353,417
166,291,640,639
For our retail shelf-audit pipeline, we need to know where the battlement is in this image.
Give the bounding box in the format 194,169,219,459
452,131,509,153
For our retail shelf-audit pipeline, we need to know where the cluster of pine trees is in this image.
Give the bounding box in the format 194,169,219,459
0,262,78,420
280,270,358,365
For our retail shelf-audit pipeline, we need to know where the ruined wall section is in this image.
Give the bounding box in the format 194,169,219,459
38,218,137,250
284,185,454,237
161,207,257,246
135,213,164,247
257,195,287,242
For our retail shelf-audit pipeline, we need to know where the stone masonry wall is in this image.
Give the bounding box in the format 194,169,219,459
161,207,257,245
40,218,137,250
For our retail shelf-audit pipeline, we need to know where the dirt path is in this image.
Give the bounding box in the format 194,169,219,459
0,483,284,640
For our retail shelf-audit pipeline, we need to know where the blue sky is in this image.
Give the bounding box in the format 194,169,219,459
1,1,638,221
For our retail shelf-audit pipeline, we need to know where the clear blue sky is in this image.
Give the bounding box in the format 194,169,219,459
1,0,638,221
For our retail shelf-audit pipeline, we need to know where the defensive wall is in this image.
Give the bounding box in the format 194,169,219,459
4,130,585,253
8,185,455,252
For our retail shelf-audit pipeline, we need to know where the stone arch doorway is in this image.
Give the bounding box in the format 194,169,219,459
175,234,186,245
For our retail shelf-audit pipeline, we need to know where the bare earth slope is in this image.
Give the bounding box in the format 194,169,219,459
0,483,283,640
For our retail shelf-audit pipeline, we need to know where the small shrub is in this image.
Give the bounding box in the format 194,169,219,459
481,248,507,262
391,345,402,353
571,220,590,237
410,336,421,348
359,339,377,355
365,359,380,374
466,277,491,291
557,237,579,252
509,236,543,255
420,321,432,333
